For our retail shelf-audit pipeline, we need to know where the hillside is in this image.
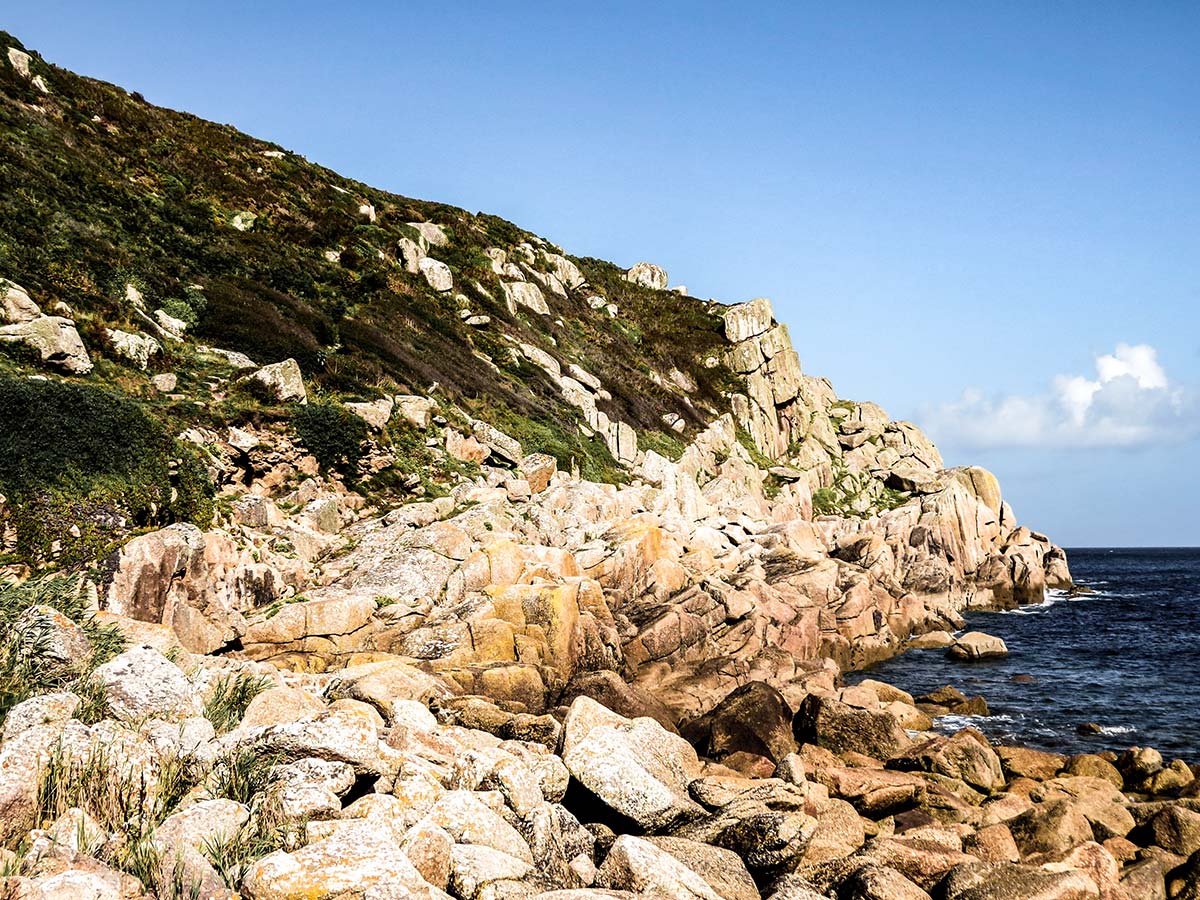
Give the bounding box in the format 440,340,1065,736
5,34,1169,900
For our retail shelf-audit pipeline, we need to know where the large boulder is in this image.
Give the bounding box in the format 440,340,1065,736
598,835,722,900
419,257,454,292
247,358,307,403
1007,799,1095,857
886,731,1005,794
243,823,450,900
107,328,161,370
681,681,796,767
102,523,269,654
0,315,93,374
724,298,774,343
940,862,1100,899
502,280,550,315
93,646,202,721
561,696,704,832
624,262,668,291
646,836,760,900
1,279,41,323
947,632,1009,661
793,694,909,760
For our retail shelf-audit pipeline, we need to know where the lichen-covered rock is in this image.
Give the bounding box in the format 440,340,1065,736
420,257,454,292
503,280,550,315
947,632,1009,661
681,681,796,768
597,835,721,900
624,262,668,290
0,315,93,373
793,694,909,760
561,697,704,832
93,646,202,721
243,823,451,900
106,328,161,370
1,279,41,323
248,358,307,403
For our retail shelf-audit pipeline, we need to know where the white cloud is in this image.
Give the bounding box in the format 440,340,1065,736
921,343,1197,449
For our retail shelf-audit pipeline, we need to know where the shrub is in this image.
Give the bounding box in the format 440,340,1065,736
291,401,368,478
0,376,215,567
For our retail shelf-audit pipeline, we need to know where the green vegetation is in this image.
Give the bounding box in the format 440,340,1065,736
811,466,910,519
291,401,369,479
0,376,214,567
203,671,272,734
639,429,687,462
736,426,776,469
36,741,204,893
0,30,749,514
0,575,126,724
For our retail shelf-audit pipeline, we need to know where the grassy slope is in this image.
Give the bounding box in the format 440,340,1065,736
0,31,738,468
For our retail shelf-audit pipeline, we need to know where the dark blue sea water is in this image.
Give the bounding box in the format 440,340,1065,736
851,548,1200,759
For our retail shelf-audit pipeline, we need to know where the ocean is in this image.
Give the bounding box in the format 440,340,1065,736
850,547,1200,759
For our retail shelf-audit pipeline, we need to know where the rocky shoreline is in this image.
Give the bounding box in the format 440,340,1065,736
1,37,1159,899
4,604,1199,900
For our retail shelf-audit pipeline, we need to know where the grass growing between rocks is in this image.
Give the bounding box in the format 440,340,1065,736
35,742,204,893
0,575,125,725
203,672,272,734
202,796,304,890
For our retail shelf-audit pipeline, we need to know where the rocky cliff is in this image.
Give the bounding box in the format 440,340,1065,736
0,32,1070,726
14,33,1197,900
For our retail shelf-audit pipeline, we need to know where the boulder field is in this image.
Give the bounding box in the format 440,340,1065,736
2,635,1197,900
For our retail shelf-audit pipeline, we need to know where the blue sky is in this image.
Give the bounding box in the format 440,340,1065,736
6,2,1198,546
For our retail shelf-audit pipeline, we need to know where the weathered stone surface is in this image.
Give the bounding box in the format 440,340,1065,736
0,315,93,373
597,835,720,900
503,281,550,315
346,397,394,431
1,692,80,743
473,420,524,464
1,279,41,323
420,257,454,292
724,298,774,343
106,328,161,370
248,358,307,403
939,861,1099,900
996,746,1065,783
793,694,909,760
519,453,558,494
646,836,759,900
1006,799,1094,856
243,823,449,900
841,865,932,900
947,632,1010,661
682,682,796,767
420,790,533,862
561,697,704,832
93,646,202,721
395,395,438,428
887,732,1005,794
103,523,268,654
624,263,668,291
1143,805,1200,856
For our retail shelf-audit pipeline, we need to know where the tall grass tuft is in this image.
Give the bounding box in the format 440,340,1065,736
0,575,126,725
202,794,304,890
203,672,271,734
